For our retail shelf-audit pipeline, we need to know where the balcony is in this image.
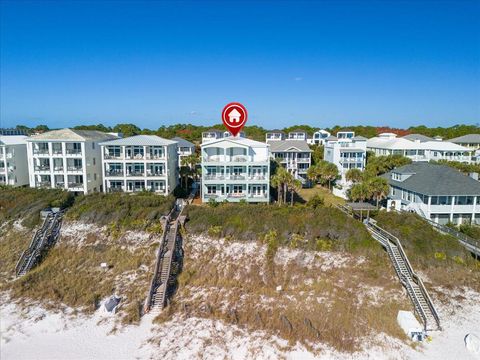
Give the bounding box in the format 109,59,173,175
35,165,51,172
146,154,164,160
109,187,124,193
52,149,63,156
227,193,246,199
229,174,246,180
146,171,164,177
105,154,123,160
204,174,225,180
126,171,145,177
249,174,267,180
204,193,219,199
66,149,82,155
33,149,49,156
248,193,268,198
106,170,124,177
68,182,84,190
37,181,51,188
67,166,82,172
53,166,64,172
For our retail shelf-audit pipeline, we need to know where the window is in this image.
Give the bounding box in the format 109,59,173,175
207,185,216,194
93,158,96,166
94,173,97,181
92,143,95,149
431,196,439,205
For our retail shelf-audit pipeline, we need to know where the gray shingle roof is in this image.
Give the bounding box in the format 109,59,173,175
449,134,480,144
402,134,434,142
269,140,312,152
383,162,480,196
99,135,177,146
172,137,195,148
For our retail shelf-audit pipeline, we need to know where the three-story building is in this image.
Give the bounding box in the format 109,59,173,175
26,129,117,194
201,137,270,202
324,131,367,179
100,135,178,194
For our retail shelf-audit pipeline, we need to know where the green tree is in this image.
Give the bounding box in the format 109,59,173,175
112,123,141,137
345,168,363,184
287,177,302,206
311,145,324,165
349,182,372,202
367,177,389,207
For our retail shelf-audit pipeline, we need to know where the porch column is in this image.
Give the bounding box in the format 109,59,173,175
450,196,455,223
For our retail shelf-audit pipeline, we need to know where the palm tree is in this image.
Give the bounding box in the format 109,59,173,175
307,164,320,185
179,166,191,189
271,166,290,205
368,177,389,207
287,178,302,206
321,162,339,191
345,168,363,184
349,182,372,203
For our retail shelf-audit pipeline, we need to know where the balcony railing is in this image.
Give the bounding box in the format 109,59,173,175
55,182,65,189
67,166,82,172
204,193,219,199
109,187,124,193
106,170,124,176
126,171,145,177
53,166,64,171
146,154,164,160
126,154,145,160
227,193,246,198
33,149,49,155
35,165,50,171
204,174,225,180
146,171,164,177
104,154,123,160
68,182,83,189
249,175,266,180
229,175,246,180
37,181,51,188
52,149,63,155
66,149,82,155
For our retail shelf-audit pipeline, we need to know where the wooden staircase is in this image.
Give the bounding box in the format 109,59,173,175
15,211,64,277
337,205,441,332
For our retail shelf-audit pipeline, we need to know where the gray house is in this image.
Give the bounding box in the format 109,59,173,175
383,162,480,225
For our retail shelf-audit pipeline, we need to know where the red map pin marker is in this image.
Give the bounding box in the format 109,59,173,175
222,102,248,137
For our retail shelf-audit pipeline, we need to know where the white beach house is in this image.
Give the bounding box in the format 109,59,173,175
26,129,118,194
100,135,178,195
201,136,270,203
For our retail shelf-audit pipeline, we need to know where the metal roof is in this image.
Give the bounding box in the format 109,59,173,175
27,129,118,142
449,134,480,144
99,135,177,146
383,162,480,196
269,140,312,152
0,135,28,145
172,137,195,148
402,134,434,142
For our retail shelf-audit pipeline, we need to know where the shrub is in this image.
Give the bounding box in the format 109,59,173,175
434,252,446,261
306,194,324,209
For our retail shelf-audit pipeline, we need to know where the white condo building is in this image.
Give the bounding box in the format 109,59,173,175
0,136,29,187
367,133,472,163
26,129,118,194
324,131,367,178
100,135,178,195
201,137,270,203
202,129,245,143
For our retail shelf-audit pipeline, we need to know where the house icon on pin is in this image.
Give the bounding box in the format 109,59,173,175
228,108,241,123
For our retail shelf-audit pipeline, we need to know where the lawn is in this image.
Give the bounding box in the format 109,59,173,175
298,185,345,207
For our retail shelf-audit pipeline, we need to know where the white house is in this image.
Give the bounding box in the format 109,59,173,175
448,134,480,163
367,133,472,163
265,130,286,142
0,135,29,187
201,137,270,203
100,135,178,195
383,162,480,225
269,140,312,185
287,129,308,141
26,129,118,195
308,129,331,145
324,131,367,179
172,137,195,166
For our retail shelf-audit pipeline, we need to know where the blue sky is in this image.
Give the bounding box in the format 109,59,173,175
1,1,479,130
